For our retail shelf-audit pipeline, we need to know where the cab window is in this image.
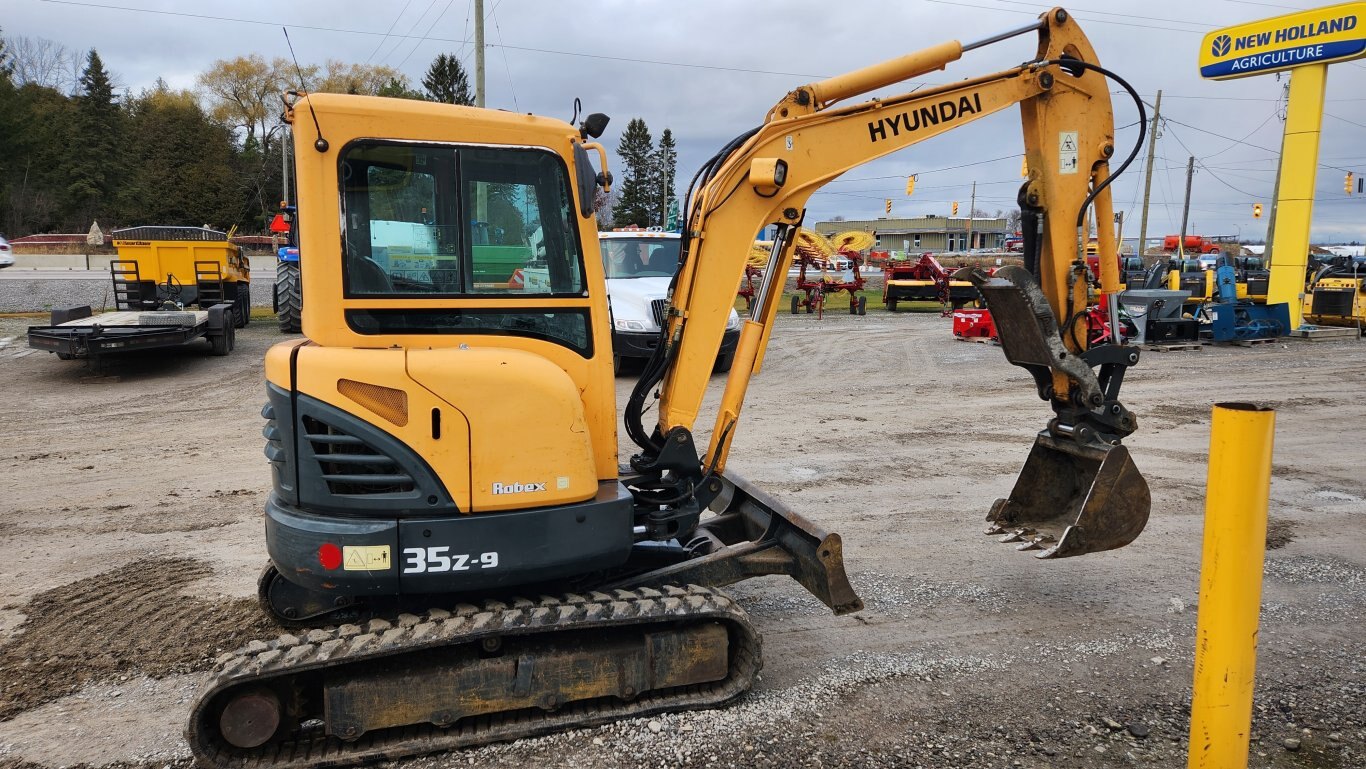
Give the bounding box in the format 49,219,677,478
339,142,585,297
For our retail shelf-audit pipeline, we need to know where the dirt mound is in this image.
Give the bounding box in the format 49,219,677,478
0,557,273,720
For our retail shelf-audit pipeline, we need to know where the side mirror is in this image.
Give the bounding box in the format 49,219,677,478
580,113,610,139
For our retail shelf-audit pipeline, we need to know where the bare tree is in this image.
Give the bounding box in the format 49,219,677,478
8,35,79,92
197,55,294,151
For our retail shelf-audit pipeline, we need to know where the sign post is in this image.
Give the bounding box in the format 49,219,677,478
1199,2,1366,329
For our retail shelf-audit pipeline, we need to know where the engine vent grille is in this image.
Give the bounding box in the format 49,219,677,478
301,415,415,495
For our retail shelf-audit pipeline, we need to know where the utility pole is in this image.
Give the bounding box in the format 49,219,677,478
1137,89,1162,259
474,0,486,108
474,0,488,223
1178,155,1195,260
966,181,977,250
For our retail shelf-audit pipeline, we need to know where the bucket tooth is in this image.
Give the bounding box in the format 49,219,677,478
998,527,1033,543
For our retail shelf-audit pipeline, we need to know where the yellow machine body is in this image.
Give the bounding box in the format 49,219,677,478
277,94,618,495
1303,276,1366,327
111,237,249,284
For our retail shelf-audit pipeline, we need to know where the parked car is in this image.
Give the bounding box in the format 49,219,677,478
599,230,741,375
0,235,13,268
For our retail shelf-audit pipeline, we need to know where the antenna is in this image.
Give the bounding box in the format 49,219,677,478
283,27,328,152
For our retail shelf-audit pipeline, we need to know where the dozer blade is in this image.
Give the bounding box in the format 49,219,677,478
962,265,1151,559
607,470,864,616
987,433,1150,558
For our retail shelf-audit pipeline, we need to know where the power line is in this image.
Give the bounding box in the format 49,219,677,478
364,1,414,65
378,0,440,67
924,0,1213,34
39,0,835,80
394,0,457,70
488,0,519,112
824,154,1023,184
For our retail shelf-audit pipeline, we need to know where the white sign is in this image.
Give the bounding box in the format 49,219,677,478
1059,131,1079,175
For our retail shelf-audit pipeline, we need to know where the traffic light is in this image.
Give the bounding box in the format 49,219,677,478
951,201,959,216
905,176,915,196
1348,172,1356,195
885,199,892,214
1253,203,1262,219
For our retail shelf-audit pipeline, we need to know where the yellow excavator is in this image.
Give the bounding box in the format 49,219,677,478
187,8,1150,767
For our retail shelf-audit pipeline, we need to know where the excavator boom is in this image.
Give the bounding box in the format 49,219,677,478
626,6,1149,559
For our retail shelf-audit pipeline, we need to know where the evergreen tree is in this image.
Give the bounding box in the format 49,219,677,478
116,86,239,228
66,49,122,226
654,128,677,228
611,118,655,228
378,76,426,100
422,54,473,105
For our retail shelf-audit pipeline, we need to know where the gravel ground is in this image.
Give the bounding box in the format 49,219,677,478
0,306,1363,769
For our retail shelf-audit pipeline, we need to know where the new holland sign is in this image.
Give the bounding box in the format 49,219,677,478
1200,2,1366,79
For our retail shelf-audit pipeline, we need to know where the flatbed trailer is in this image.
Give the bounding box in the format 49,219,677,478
27,303,236,362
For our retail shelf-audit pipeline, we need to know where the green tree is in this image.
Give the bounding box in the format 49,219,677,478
611,118,655,228
66,49,122,225
422,53,473,105
377,76,426,100
116,84,239,228
654,128,677,228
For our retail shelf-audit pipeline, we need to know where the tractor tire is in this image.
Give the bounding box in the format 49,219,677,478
276,261,303,334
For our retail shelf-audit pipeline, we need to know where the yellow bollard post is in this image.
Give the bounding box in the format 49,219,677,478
1187,403,1276,769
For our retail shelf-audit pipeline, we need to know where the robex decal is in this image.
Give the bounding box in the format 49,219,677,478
492,481,547,495
868,93,983,143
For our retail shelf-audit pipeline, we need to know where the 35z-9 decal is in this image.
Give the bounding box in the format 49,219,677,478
401,546,499,574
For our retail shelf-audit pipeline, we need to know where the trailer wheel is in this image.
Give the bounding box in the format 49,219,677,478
233,283,251,328
858,295,867,316
210,321,234,356
276,262,302,334
790,295,800,315
886,299,898,312
238,283,251,328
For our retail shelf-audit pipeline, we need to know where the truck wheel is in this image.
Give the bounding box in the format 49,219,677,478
276,261,303,334
714,352,734,374
612,354,623,377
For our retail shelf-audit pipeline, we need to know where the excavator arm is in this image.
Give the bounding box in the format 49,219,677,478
627,7,1149,561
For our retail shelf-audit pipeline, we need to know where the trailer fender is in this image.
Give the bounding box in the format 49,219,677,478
51,306,92,325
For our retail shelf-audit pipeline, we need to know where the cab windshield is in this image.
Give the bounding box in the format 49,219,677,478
601,237,680,279
340,141,585,297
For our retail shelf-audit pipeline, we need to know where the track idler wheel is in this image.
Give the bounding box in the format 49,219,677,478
219,687,282,749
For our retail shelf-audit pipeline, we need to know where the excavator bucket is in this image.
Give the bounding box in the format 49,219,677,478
986,434,1150,558
965,265,1151,559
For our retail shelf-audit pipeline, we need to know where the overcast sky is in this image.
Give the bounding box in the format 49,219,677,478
8,0,1366,242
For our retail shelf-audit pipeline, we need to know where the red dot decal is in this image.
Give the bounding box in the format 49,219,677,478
319,542,343,570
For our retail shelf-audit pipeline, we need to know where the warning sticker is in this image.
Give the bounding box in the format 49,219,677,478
343,545,392,571
1059,131,1079,175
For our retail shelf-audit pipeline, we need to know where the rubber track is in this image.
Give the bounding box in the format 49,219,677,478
187,584,760,769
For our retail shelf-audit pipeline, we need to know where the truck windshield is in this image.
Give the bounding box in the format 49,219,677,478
601,238,680,279
339,141,585,297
